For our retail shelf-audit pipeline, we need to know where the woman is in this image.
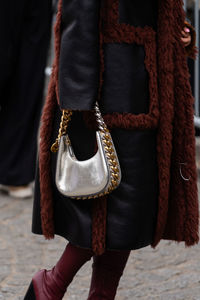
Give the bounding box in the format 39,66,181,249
25,0,199,299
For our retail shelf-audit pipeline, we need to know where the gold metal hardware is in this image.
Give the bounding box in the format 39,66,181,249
111,166,119,172
107,153,116,160
113,173,119,179
51,110,72,153
104,146,113,154
111,179,117,186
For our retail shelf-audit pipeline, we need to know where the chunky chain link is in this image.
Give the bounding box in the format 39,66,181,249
51,110,72,153
94,103,120,194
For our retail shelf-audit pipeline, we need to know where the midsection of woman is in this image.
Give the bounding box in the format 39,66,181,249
33,0,159,251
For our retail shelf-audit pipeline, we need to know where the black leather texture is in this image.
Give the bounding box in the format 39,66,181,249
58,0,158,113
100,43,150,114
58,0,101,110
119,0,158,29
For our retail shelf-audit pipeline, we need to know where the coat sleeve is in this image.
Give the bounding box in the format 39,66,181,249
58,0,101,111
184,21,197,59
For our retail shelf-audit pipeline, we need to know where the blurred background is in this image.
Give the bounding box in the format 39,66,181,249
0,1,199,299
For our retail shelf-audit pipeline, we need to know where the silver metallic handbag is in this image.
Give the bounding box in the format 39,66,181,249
51,103,121,199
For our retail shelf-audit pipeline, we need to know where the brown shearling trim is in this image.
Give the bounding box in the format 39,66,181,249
91,5,107,255
92,196,107,255
150,0,175,247
152,0,199,247
39,66,57,239
161,0,199,245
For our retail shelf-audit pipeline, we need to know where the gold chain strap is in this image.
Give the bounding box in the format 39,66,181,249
51,110,73,153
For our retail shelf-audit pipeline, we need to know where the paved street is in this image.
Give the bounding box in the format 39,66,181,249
0,139,200,300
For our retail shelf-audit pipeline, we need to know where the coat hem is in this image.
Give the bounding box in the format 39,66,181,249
32,230,154,251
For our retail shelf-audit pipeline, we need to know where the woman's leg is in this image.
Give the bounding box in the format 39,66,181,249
87,250,131,300
25,243,94,300
43,243,94,294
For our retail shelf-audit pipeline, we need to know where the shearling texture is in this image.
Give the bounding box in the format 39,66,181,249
160,0,199,246
39,66,57,239
38,0,199,254
92,196,107,255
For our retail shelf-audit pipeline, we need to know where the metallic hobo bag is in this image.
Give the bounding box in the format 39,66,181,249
51,103,121,199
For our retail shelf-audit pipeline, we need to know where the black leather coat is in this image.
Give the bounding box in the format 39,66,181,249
33,0,159,250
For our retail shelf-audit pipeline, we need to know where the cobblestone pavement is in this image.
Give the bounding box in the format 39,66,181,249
0,140,200,300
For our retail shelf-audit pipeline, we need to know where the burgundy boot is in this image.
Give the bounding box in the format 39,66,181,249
87,250,130,300
24,243,94,300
